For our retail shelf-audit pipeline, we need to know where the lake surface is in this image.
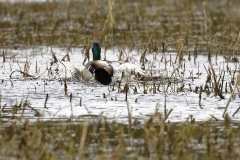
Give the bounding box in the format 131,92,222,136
0,46,239,124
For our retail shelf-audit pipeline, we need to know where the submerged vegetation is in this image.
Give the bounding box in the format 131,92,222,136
0,0,240,159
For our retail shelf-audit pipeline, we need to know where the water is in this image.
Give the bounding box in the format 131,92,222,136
0,46,239,124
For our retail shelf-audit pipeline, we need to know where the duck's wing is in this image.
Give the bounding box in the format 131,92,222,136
102,64,114,77
116,63,146,77
50,61,81,80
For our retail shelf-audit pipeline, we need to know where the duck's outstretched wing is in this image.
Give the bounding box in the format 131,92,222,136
113,63,146,82
49,61,81,80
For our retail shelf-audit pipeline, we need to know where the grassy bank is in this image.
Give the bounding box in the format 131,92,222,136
0,0,240,55
0,114,239,159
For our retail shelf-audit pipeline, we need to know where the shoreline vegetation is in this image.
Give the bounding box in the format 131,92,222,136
1,114,240,159
0,0,239,54
0,0,240,159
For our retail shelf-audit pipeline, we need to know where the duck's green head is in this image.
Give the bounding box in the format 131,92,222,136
92,43,101,60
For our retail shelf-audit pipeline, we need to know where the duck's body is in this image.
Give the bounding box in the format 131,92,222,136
83,60,113,85
79,43,113,85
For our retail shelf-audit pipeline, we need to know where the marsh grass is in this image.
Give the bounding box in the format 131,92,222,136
1,0,240,159
0,114,240,159
0,0,239,53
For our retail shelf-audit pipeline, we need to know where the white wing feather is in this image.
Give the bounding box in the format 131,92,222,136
113,63,146,82
50,61,82,80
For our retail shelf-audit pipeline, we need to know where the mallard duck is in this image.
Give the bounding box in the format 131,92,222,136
82,43,113,85
49,43,146,85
